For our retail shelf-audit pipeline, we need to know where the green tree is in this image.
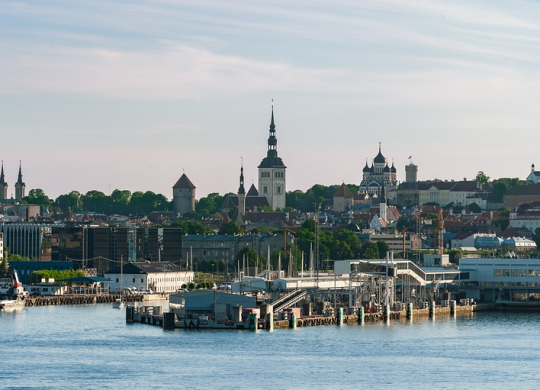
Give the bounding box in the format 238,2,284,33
29,269,85,284
172,221,215,235
493,209,511,231
235,247,264,268
54,191,83,212
110,189,131,214
533,228,540,248
359,241,379,259
8,253,31,261
475,171,490,187
334,229,362,259
376,241,390,258
22,188,52,212
218,221,244,235
82,190,108,213
468,202,481,214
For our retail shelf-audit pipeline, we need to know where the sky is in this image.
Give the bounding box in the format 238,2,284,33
1,0,540,201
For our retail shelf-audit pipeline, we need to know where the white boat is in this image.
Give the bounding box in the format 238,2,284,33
0,270,26,312
0,296,26,312
113,298,125,309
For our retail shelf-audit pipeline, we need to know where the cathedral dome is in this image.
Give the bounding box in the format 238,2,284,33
363,162,370,173
383,164,390,173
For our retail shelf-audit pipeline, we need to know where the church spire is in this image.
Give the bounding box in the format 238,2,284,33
16,161,23,184
267,102,278,158
14,161,26,201
0,161,5,185
0,161,7,201
238,158,246,195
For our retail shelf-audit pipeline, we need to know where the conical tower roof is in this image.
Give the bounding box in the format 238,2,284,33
173,173,195,189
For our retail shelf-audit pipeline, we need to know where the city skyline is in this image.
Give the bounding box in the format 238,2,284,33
2,1,540,200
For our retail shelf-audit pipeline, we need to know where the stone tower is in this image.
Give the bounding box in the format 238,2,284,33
14,162,25,201
258,106,286,210
172,173,196,216
0,162,8,201
405,163,418,183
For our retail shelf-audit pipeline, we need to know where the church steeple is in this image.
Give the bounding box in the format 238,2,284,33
238,159,246,195
258,102,287,210
267,104,278,159
238,159,246,217
14,161,25,201
0,161,7,200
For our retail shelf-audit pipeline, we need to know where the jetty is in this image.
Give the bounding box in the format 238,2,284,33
24,293,149,307
126,294,490,331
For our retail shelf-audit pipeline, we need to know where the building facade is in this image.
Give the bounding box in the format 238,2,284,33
104,261,194,293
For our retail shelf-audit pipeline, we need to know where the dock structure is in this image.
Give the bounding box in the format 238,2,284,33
126,298,486,331
25,294,144,307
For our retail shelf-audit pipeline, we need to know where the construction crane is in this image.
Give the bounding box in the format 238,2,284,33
401,228,408,259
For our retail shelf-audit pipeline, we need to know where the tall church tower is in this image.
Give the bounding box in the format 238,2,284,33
14,162,25,201
0,162,8,201
172,173,196,216
238,162,246,217
258,105,286,210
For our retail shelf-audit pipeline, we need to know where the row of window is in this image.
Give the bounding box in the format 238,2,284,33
115,276,191,283
260,171,284,179
494,269,540,277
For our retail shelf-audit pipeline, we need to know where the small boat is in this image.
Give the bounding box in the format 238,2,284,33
113,298,125,309
0,295,26,312
0,270,26,312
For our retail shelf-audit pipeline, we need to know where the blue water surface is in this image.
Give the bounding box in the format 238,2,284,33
1,305,538,389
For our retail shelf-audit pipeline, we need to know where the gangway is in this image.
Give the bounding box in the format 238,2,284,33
272,288,307,313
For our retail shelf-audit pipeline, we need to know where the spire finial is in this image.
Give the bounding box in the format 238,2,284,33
379,142,381,152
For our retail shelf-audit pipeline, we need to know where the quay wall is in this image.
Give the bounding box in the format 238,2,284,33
25,294,144,307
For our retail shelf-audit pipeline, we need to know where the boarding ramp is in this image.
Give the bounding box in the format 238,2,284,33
272,288,307,313
346,260,463,286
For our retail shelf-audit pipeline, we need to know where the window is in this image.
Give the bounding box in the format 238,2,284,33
512,269,518,277
520,269,526,277
116,278,119,282
528,270,535,277
503,269,510,277
277,186,281,194
133,278,135,283
263,186,268,194
494,269,501,277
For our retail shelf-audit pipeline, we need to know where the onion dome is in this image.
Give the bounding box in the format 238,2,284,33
373,143,385,164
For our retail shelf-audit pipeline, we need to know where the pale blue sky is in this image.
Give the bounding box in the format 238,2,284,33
1,0,540,200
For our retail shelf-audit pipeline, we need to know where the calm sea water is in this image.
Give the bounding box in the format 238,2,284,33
1,303,539,390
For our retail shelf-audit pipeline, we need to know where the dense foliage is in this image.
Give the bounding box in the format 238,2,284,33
28,269,86,284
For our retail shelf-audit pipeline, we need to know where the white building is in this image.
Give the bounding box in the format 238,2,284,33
104,261,194,294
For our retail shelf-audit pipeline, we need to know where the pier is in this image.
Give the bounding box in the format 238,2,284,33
25,294,144,307
126,299,489,331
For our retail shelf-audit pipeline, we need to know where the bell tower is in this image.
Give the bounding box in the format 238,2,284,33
257,104,287,210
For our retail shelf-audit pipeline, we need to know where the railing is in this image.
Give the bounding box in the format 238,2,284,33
272,289,307,313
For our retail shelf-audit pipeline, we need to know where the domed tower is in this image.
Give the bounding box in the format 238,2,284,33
258,105,286,210
238,161,246,217
172,173,196,216
14,162,25,201
373,142,386,174
0,161,8,201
